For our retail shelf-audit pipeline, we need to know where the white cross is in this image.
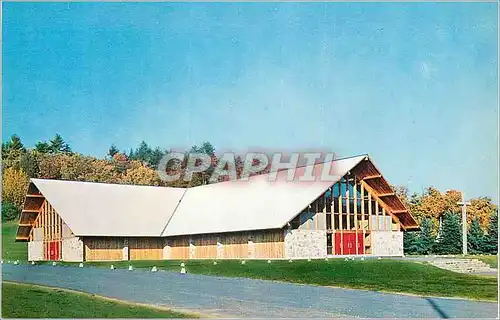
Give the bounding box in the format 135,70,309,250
457,192,471,255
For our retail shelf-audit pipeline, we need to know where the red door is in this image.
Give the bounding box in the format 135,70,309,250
349,233,356,255
334,233,342,255
342,233,349,255
357,232,364,254
48,241,60,261
342,232,356,255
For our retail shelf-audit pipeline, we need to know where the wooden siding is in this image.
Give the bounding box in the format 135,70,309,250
166,230,284,260
82,229,285,261
221,234,248,258
84,238,123,261
252,230,284,259
192,235,218,259
129,238,163,260
169,236,190,260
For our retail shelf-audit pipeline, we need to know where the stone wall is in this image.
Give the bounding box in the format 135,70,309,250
28,241,44,261
371,231,403,256
284,229,326,258
62,237,84,262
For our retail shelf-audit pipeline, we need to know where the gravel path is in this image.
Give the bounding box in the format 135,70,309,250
2,264,497,318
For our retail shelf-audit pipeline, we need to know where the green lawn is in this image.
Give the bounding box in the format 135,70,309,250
2,282,194,318
2,221,27,262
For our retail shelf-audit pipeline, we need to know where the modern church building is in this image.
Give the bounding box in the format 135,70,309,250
16,155,418,262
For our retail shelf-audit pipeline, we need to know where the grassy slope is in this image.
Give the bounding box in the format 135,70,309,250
3,222,497,301
53,258,498,301
1,221,27,261
2,282,194,318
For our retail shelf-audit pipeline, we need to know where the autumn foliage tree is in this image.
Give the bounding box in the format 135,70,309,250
2,167,29,209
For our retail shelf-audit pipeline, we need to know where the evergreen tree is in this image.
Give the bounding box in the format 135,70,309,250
35,141,51,153
1,142,7,158
434,212,462,254
188,142,217,185
484,212,498,254
132,141,153,165
149,147,165,169
49,134,72,153
200,141,215,156
108,144,119,158
2,201,20,222
403,231,420,255
4,135,25,152
419,217,436,254
468,217,485,254
2,135,26,168
128,148,135,160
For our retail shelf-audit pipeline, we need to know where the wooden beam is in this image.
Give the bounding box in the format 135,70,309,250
338,183,342,231
18,223,32,227
363,175,382,181
346,189,350,230
339,181,343,255
353,177,358,254
361,184,365,231
26,194,44,198
405,225,420,230
22,209,39,213
353,180,358,230
368,191,372,230
330,201,334,231
360,181,402,227
392,209,408,214
379,193,395,197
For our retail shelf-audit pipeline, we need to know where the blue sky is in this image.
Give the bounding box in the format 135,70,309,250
2,2,498,201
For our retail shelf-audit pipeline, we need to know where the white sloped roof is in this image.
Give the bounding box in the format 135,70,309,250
162,155,366,236
31,179,186,237
27,155,367,237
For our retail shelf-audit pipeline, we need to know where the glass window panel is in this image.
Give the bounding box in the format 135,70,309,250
334,214,340,229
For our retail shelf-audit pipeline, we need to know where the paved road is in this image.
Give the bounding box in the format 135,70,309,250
2,264,497,318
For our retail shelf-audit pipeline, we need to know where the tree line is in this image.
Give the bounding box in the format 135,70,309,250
395,186,498,255
1,134,498,254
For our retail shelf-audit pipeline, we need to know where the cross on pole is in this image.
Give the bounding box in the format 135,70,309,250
457,192,471,255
